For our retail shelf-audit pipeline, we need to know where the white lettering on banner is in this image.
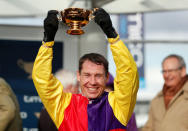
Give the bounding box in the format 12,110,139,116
128,43,144,68
20,112,28,119
23,95,42,103
23,128,38,131
128,13,142,22
128,25,142,40
128,13,142,40
127,13,144,68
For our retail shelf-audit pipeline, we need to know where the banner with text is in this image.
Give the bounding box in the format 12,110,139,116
0,40,63,131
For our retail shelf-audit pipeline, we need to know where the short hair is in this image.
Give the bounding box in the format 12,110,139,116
162,54,186,68
79,53,109,76
54,69,77,89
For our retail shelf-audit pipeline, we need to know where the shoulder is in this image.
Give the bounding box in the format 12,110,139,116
0,93,16,113
183,81,188,91
182,81,188,99
150,91,163,105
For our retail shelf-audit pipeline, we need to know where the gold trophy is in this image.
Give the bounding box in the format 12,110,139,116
59,8,95,35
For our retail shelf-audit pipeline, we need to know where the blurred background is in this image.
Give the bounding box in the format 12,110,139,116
1,0,188,130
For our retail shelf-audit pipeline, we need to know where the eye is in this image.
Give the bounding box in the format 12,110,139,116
95,74,102,78
161,70,167,74
83,73,90,77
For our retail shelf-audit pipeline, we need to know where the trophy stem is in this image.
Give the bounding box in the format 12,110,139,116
67,22,84,35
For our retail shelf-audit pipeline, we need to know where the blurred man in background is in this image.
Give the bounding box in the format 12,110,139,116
142,54,188,131
0,77,22,131
38,69,79,131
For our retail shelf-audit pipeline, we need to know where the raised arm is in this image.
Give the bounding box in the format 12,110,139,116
32,10,72,128
109,36,139,126
94,8,139,126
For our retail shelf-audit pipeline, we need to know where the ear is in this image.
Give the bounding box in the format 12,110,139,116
181,67,186,77
77,71,81,82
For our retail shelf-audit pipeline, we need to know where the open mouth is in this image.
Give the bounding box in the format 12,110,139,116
88,87,98,91
166,77,173,82
165,77,174,85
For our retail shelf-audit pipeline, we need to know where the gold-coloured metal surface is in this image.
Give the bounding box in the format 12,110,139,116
59,8,95,35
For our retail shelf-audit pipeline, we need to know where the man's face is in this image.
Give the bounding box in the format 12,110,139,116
77,60,108,99
162,57,186,88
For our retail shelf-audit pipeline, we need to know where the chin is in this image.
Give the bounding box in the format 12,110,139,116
87,94,98,99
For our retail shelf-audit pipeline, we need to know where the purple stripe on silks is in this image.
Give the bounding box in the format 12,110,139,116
87,92,127,131
126,113,138,131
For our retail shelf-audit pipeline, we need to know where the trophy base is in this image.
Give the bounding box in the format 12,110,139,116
67,29,84,35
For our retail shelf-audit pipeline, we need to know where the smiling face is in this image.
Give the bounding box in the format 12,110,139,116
77,60,109,99
162,57,186,88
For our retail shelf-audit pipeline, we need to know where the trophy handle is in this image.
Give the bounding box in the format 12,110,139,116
89,8,98,21
57,10,65,22
57,11,62,21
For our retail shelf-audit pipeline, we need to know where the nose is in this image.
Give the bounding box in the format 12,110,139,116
90,76,97,85
163,71,170,79
163,71,169,76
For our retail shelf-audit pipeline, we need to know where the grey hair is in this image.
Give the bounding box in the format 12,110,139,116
54,69,77,89
162,54,186,68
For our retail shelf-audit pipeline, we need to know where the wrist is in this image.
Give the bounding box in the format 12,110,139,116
43,32,56,42
104,27,118,38
42,41,54,48
108,34,120,44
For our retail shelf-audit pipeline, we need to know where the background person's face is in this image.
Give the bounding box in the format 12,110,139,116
63,84,79,94
77,60,108,99
162,57,186,88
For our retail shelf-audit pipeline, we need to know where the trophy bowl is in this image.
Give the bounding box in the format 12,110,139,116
60,8,93,35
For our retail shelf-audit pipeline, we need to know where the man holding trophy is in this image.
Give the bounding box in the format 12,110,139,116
32,8,139,131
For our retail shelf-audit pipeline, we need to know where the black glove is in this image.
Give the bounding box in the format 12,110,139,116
43,10,59,42
93,8,117,38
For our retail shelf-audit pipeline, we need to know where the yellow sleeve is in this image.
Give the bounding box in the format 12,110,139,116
32,41,72,128
108,36,139,126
